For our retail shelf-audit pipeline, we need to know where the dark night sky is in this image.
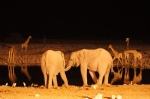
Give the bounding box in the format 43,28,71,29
0,1,150,40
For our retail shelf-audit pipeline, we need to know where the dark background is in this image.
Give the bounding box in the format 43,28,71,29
0,1,150,41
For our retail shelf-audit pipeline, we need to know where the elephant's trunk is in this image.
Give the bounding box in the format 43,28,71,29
64,65,71,71
64,60,74,71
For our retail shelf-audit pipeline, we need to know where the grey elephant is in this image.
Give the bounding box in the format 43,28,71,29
66,48,113,86
41,50,68,88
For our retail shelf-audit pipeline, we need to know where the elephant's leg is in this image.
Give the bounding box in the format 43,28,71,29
48,74,53,88
80,66,88,86
97,66,106,85
60,71,68,86
103,73,109,85
97,74,104,85
52,75,58,87
103,66,111,85
89,70,97,83
43,73,48,88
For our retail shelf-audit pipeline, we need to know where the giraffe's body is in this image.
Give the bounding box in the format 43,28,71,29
21,36,32,52
124,50,142,67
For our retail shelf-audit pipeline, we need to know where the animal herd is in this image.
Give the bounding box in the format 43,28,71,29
0,36,144,89
41,48,113,88
40,37,144,88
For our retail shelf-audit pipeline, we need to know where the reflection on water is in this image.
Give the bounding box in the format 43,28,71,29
0,66,150,87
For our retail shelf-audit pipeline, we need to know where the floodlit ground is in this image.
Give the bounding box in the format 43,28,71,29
0,84,150,99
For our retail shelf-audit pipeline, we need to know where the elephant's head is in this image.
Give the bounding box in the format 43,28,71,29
65,50,84,71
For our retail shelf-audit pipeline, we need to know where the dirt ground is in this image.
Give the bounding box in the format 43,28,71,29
0,84,150,99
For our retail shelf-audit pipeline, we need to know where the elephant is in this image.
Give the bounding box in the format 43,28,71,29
66,48,113,86
41,50,68,88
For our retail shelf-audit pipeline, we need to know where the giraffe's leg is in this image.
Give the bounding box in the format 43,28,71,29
10,66,12,82
8,66,11,82
139,68,143,83
13,66,17,83
12,66,14,83
8,51,10,63
127,68,129,80
124,68,130,84
9,66,13,83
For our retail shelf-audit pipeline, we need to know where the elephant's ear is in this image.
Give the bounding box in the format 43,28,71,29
79,51,84,58
77,51,84,63
60,52,64,58
60,52,65,68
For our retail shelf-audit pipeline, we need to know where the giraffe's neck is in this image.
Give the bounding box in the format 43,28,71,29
25,37,31,44
110,47,118,55
127,41,129,50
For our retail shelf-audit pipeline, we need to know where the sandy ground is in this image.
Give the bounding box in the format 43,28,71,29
0,84,150,99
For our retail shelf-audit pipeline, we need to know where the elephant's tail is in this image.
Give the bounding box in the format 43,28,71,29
45,51,49,74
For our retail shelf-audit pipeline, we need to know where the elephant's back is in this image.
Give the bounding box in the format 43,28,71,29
45,50,63,65
99,48,113,61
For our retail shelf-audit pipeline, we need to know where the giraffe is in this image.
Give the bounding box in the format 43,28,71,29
21,36,32,52
132,68,143,84
110,67,123,84
124,51,130,65
124,50,142,67
125,37,130,50
21,64,31,81
108,45,123,66
8,46,17,83
8,46,31,83
124,37,130,65
124,68,131,84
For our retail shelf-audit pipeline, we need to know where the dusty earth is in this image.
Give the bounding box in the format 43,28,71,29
0,84,150,99
0,39,150,99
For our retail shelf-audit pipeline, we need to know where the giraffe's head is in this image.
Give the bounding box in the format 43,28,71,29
29,36,32,39
125,38,129,42
108,45,112,48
